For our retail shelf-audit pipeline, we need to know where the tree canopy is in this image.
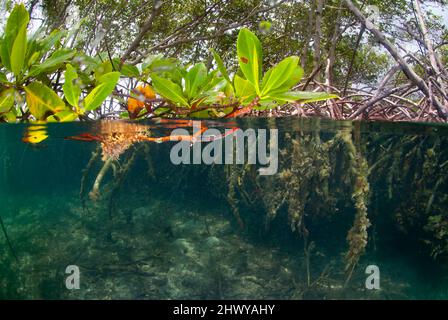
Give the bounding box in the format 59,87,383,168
0,0,447,122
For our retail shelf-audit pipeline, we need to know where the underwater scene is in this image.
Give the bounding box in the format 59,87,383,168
0,117,448,300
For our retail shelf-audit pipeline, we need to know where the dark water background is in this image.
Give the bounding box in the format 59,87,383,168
0,118,447,299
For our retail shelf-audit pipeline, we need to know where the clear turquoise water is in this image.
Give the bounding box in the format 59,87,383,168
0,118,447,299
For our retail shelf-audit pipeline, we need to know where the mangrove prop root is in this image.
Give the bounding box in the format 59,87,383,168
302,228,313,287
341,131,371,285
226,165,245,229
227,128,372,284
90,157,114,202
142,144,155,179
80,147,101,209
0,214,18,262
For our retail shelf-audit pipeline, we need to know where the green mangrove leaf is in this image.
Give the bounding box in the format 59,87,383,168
63,64,81,109
189,108,217,118
153,107,171,116
237,28,262,94
0,4,29,71
25,82,67,120
142,55,179,78
234,74,256,104
10,23,28,77
151,74,189,107
224,82,235,98
201,70,226,93
199,87,226,105
263,91,339,103
0,42,7,71
121,64,140,78
76,54,98,75
0,88,15,113
0,72,8,83
3,111,17,122
39,29,66,53
28,49,75,77
211,49,231,83
111,59,140,77
170,67,185,86
83,71,120,112
24,28,46,69
5,4,29,38
185,63,207,100
119,111,130,119
261,56,302,96
283,65,305,89
94,61,113,82
27,51,40,67
24,38,38,65
47,110,78,122
254,100,280,111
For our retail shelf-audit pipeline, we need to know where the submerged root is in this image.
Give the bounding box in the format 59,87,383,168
142,144,155,179
226,165,245,229
339,131,371,285
80,147,101,210
0,214,18,262
89,157,114,202
98,121,149,161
